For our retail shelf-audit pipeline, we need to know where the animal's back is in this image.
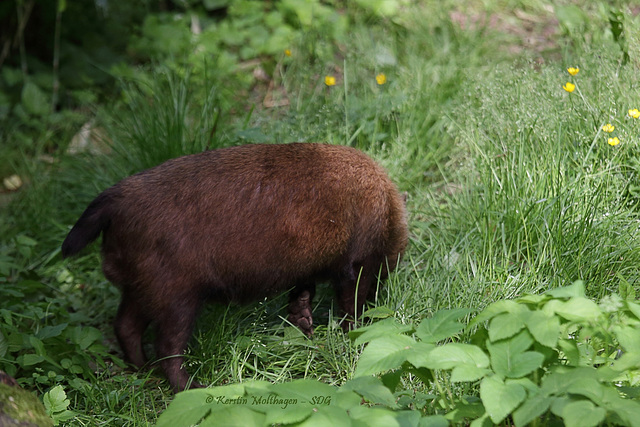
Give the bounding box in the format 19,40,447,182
100,143,406,302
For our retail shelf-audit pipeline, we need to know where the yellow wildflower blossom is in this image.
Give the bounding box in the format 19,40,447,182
629,109,640,119
608,137,620,146
567,67,579,76
376,73,387,85
284,49,292,57
325,76,336,86
563,82,575,93
602,123,615,133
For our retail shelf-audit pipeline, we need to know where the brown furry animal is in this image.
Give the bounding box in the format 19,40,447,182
62,143,408,391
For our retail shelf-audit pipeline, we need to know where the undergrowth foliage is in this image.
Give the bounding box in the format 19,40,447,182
159,282,640,427
2,0,640,425
0,235,122,392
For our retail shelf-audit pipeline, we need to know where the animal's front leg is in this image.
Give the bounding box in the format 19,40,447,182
287,283,316,336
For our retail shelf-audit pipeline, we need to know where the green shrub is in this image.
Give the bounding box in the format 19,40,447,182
157,281,640,426
0,234,123,392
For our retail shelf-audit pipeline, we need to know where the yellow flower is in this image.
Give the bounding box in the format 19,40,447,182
284,49,291,57
629,108,640,119
567,67,579,76
602,123,615,133
375,73,387,85
608,137,620,146
325,76,336,86
563,82,575,93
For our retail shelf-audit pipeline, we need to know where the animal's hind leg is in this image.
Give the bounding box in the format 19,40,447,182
154,295,202,392
334,254,382,331
287,282,316,336
114,292,151,368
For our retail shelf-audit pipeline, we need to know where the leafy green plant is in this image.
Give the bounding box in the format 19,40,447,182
157,281,640,426
156,377,447,427
363,281,640,426
43,385,76,426
0,235,123,391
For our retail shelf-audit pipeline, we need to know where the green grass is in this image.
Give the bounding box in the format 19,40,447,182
2,0,640,425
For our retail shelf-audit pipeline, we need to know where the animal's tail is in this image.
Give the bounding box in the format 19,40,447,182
61,189,116,258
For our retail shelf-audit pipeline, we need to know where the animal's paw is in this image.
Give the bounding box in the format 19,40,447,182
288,291,314,337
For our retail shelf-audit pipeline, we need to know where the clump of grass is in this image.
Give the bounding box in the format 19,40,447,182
425,49,640,306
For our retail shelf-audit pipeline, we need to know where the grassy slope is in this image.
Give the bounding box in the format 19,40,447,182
2,1,640,424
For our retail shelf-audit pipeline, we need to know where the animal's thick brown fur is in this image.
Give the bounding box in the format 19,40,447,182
62,143,408,391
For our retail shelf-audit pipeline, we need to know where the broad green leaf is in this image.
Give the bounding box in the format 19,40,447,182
469,412,492,427
565,377,613,403
394,411,421,427
418,415,449,427
21,82,49,116
450,364,490,382
36,324,68,340
264,406,314,426
618,275,636,300
355,334,415,376
334,388,366,410
361,306,396,319
269,379,336,403
157,386,246,427
15,235,37,246
487,331,543,378
506,377,539,394
296,406,351,427
66,326,102,350
469,300,525,328
342,376,397,407
488,312,525,341
29,336,46,356
516,294,547,305
506,351,544,378
559,400,605,427
512,394,553,427
351,317,413,346
20,354,45,366
488,329,532,355
558,338,580,366
550,396,570,416
416,308,472,343
613,325,640,353
626,301,640,320
380,369,403,392
611,351,640,372
546,281,586,298
348,406,402,427
422,343,490,370
404,342,437,368
541,368,600,396
546,297,602,322
605,397,640,427
200,406,265,427
43,385,70,413
524,311,560,348
480,375,526,424
445,400,486,423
